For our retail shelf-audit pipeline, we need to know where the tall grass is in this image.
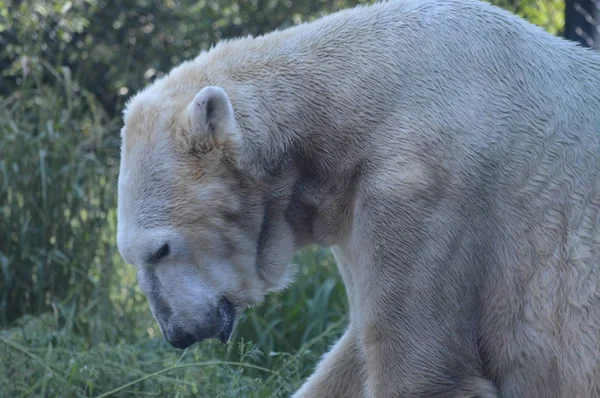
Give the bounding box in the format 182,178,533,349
0,62,123,336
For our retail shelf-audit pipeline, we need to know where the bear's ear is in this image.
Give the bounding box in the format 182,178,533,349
187,86,238,144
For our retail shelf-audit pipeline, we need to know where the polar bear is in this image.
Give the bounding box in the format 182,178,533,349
116,0,600,396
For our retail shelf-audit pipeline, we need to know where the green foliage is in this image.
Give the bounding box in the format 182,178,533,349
0,62,122,334
0,0,567,396
1,0,376,115
0,313,311,397
491,0,565,34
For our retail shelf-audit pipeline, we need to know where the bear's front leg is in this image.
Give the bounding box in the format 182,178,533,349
356,281,500,398
292,325,365,398
360,326,500,398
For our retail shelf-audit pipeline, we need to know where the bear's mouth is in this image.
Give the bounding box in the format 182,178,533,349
218,297,236,344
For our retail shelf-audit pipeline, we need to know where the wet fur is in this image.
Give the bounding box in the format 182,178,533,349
118,0,600,396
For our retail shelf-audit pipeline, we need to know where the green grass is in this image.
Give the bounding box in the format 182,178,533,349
0,248,349,398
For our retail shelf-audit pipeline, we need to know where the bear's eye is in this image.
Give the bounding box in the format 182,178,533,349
149,243,170,264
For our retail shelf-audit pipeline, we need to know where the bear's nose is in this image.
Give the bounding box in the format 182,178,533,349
167,331,197,350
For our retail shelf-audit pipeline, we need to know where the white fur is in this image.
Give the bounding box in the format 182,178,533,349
117,0,600,396
187,86,238,144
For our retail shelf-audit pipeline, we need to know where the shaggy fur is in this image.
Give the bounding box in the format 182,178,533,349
116,0,600,396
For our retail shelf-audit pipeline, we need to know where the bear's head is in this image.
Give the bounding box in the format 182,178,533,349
117,80,296,349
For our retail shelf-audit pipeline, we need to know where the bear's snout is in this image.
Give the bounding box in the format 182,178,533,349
163,296,236,349
166,330,197,349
